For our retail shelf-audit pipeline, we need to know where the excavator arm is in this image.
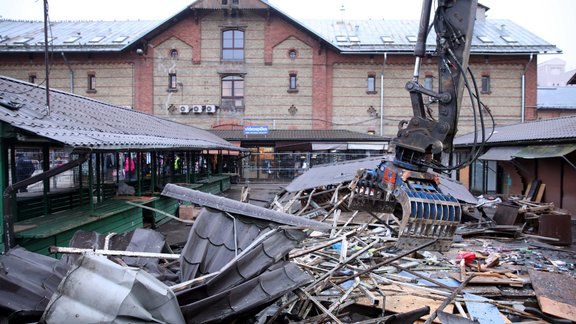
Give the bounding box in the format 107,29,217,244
395,0,478,170
349,0,478,251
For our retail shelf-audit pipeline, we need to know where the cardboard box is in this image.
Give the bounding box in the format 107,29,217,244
179,205,201,221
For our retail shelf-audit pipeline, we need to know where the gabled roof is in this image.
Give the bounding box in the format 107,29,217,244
0,75,240,151
537,87,576,110
454,115,576,146
0,0,561,56
210,129,389,142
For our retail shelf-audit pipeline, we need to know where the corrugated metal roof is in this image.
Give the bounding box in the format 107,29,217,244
0,20,161,52
537,87,576,110
0,75,240,151
299,18,560,54
210,129,389,141
454,116,576,146
0,8,560,56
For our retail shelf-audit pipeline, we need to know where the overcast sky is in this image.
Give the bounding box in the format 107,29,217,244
1,0,574,69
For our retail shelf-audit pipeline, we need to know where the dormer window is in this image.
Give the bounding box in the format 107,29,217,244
170,49,178,60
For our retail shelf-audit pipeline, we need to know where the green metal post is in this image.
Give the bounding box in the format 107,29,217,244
78,155,83,205
217,150,223,175
88,153,94,212
185,151,191,184
9,146,17,222
137,152,142,196
95,153,101,203
192,151,197,183
42,145,50,214
151,151,156,194
0,140,6,253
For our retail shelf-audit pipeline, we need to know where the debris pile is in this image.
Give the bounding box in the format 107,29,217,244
0,158,574,323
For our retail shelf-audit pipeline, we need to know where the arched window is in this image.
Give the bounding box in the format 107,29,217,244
222,30,244,60
221,75,244,110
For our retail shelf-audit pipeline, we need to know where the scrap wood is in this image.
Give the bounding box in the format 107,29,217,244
299,288,342,324
528,270,576,322
448,272,522,286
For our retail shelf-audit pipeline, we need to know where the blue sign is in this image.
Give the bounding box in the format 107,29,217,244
243,126,269,135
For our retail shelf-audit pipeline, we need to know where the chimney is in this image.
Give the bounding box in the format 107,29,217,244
337,5,345,24
476,3,489,22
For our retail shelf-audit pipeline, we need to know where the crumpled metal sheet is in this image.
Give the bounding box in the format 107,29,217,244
178,207,306,283
63,228,178,283
41,253,185,324
162,183,330,230
179,261,312,323
174,192,312,323
0,247,69,319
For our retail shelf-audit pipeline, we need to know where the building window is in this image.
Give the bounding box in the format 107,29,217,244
367,75,376,93
288,49,297,60
87,73,96,92
222,0,227,5
170,49,178,60
168,73,178,91
222,30,244,61
481,75,491,94
288,73,298,92
28,74,36,84
221,75,244,110
424,75,434,90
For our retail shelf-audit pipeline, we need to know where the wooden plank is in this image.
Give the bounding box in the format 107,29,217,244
528,270,576,322
448,273,520,286
376,284,453,323
534,183,545,203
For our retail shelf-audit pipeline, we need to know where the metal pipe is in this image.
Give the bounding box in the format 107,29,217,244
61,52,74,92
521,53,534,123
49,246,180,259
380,53,387,136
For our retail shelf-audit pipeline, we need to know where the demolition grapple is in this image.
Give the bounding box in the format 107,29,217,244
349,160,461,251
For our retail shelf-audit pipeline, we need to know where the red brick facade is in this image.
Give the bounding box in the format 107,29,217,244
0,7,539,137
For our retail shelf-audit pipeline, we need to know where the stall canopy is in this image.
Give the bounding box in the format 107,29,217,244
512,144,576,159
478,147,523,161
0,75,241,152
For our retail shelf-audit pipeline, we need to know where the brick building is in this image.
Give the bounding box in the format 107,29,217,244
0,0,560,139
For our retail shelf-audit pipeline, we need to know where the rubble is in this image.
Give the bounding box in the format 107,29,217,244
0,162,575,323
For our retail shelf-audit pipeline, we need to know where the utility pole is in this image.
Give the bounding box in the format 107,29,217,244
43,0,51,115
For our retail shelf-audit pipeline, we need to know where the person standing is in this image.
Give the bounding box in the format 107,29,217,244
16,153,35,192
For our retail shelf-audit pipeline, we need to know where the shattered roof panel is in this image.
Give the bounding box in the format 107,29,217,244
41,253,185,324
179,261,312,323
285,155,477,204
454,116,576,146
0,76,240,151
0,247,69,316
